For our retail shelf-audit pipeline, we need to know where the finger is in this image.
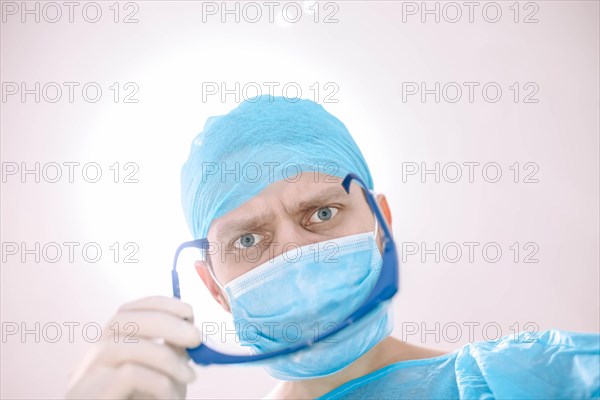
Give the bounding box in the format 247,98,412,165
107,363,182,400
166,342,197,382
99,339,195,384
166,341,190,361
108,310,202,348
118,296,194,322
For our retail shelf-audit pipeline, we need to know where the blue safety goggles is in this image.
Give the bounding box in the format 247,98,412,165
171,172,399,365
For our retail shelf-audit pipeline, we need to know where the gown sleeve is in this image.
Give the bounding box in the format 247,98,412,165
455,329,600,399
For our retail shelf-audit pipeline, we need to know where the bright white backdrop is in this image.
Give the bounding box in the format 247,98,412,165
1,1,599,398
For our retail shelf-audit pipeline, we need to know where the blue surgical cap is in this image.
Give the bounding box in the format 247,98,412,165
181,96,374,239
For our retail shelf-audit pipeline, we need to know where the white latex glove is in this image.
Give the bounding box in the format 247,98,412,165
66,296,202,399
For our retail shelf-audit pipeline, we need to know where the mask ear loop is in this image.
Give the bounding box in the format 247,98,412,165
370,189,380,244
203,249,230,306
373,214,379,243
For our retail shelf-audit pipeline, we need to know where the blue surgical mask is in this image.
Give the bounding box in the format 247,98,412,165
223,218,394,380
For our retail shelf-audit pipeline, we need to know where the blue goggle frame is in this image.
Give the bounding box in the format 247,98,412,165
171,172,399,365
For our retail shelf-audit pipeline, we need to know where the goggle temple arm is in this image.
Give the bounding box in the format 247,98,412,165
341,173,394,243
341,173,398,303
172,238,210,299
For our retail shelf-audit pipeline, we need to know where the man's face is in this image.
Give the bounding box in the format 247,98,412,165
203,172,380,287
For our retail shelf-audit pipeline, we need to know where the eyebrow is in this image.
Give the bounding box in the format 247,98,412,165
215,214,272,242
214,186,349,241
292,186,348,212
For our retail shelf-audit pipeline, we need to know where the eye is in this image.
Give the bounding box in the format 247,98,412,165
233,233,264,249
309,206,338,223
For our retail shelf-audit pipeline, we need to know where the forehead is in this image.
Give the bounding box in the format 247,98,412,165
207,172,357,238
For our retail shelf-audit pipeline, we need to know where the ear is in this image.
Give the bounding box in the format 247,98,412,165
194,260,231,313
376,193,393,232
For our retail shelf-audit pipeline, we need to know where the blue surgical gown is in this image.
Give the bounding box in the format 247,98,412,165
317,330,600,399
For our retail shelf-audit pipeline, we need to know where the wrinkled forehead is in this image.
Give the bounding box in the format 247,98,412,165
206,172,365,239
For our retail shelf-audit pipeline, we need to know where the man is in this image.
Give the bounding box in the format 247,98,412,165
67,96,599,399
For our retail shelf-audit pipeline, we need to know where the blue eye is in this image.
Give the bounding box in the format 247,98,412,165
234,233,263,249
310,207,338,223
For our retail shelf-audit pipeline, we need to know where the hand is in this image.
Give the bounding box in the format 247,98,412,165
66,296,202,399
